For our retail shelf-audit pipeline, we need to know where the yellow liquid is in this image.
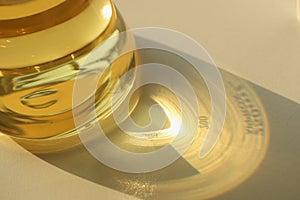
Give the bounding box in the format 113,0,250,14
0,1,137,143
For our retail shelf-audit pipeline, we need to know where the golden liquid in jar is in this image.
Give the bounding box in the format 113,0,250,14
0,0,137,146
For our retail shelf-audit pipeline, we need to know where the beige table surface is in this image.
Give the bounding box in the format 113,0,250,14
115,0,300,103
1,1,299,200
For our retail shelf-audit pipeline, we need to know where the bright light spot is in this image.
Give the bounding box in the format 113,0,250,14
102,5,112,20
34,66,41,72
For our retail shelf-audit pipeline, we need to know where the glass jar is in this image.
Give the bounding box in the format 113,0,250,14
0,0,137,153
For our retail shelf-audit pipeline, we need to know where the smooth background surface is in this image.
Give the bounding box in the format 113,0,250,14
114,0,300,103
0,135,136,200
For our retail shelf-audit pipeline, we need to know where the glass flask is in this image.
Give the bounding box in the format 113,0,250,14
0,0,137,152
